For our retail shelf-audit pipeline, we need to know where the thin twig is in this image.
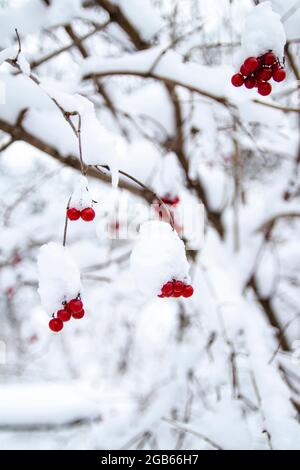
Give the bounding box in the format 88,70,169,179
93,165,175,230
63,196,72,247
268,314,300,364
162,417,223,450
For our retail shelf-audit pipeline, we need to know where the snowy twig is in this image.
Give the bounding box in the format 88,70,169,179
250,371,273,450
30,21,110,69
162,417,223,450
0,117,147,199
148,24,204,74
93,165,175,230
253,99,300,113
14,28,22,63
256,211,300,233
268,313,300,364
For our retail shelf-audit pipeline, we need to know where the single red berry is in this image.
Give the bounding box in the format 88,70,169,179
49,318,63,332
67,207,80,221
158,294,165,298
81,207,95,222
173,280,185,295
273,67,286,82
240,64,248,76
161,281,174,297
182,285,194,298
257,67,273,82
231,73,244,87
244,76,256,89
68,298,83,313
72,309,85,319
57,309,72,322
257,81,272,96
243,57,259,74
263,51,276,66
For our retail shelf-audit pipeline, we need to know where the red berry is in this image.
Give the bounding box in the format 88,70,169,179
68,298,83,313
57,309,72,322
257,81,272,96
49,318,63,332
173,280,185,295
182,285,194,298
257,67,273,82
244,76,256,89
158,294,165,298
161,281,174,297
273,67,286,82
72,309,85,319
173,291,182,298
161,196,172,205
81,207,95,222
263,52,276,66
243,57,259,74
231,73,244,87
240,64,248,76
67,208,80,221
171,196,180,206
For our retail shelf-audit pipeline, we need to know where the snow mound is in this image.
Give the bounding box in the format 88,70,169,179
130,221,190,297
70,175,94,211
37,242,81,315
238,1,286,64
0,381,100,427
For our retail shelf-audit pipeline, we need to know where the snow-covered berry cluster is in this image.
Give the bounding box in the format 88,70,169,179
131,221,194,299
49,296,85,332
67,206,95,222
67,176,96,222
158,279,194,298
231,51,286,96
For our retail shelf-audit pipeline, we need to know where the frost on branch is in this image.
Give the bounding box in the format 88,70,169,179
37,242,81,316
130,221,191,298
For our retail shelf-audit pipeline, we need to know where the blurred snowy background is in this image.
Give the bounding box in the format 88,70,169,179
0,0,300,450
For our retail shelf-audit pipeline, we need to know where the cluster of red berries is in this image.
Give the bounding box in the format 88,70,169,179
49,297,85,332
231,51,286,96
67,207,95,222
158,280,194,298
161,195,180,207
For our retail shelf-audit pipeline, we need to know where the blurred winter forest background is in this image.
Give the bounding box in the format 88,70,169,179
0,0,300,450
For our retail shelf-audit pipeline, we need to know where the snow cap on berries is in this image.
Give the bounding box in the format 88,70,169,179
130,221,190,297
37,242,81,315
237,1,286,65
70,175,93,211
